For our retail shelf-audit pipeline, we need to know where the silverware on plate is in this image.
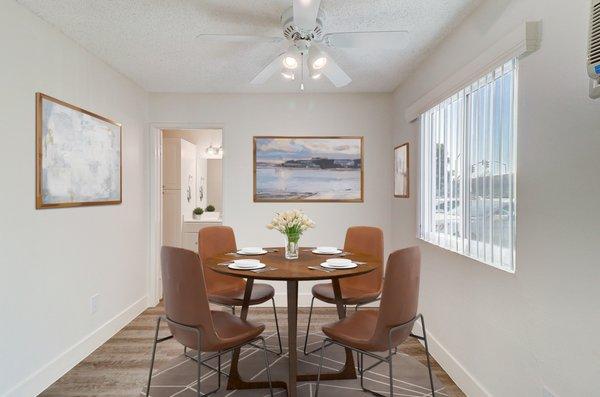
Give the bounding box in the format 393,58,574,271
307,266,335,272
251,267,277,273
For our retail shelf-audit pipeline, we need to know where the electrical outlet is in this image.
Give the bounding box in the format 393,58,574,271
90,294,99,315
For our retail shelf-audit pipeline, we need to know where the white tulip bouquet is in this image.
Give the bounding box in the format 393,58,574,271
267,210,315,259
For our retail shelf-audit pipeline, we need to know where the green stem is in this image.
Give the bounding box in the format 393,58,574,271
286,232,301,244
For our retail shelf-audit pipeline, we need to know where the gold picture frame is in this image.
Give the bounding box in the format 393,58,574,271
36,93,123,209
394,142,409,198
253,136,364,203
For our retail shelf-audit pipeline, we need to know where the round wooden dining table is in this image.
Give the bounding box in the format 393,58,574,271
205,247,378,397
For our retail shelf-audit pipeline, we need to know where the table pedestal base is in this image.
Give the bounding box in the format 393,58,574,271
226,279,356,397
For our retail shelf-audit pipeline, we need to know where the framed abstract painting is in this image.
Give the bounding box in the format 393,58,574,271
394,142,409,198
36,93,122,209
253,136,364,202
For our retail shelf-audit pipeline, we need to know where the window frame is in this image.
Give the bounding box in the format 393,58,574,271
417,59,518,273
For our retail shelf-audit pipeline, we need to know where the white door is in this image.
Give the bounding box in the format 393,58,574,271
180,140,197,220
162,189,182,247
162,138,181,190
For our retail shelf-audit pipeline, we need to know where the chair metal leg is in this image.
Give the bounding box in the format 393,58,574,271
145,316,161,397
184,347,229,378
420,315,435,397
359,352,364,389
259,337,275,397
302,296,315,355
388,346,394,397
271,298,283,355
314,338,328,396
196,329,202,397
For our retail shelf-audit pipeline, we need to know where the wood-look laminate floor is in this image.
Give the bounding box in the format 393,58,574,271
40,304,464,396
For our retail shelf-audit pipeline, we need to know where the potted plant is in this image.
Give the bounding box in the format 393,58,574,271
205,204,216,212
267,210,315,260
193,207,204,220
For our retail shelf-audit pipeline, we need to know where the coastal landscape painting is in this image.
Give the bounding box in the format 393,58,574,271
36,93,122,209
254,136,363,202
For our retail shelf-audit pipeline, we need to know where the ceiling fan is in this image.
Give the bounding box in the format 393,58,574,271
197,0,408,90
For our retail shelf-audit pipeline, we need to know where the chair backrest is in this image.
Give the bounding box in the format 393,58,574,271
197,226,245,292
370,246,420,349
160,246,220,348
340,226,384,292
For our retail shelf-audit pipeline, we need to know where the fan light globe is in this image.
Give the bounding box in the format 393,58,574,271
312,56,327,70
281,71,295,80
311,72,322,80
283,56,298,69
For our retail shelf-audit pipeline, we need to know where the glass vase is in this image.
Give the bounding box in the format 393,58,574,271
284,233,300,260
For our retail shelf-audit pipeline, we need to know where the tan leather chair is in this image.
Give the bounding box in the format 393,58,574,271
304,226,384,355
198,226,282,354
314,247,435,396
145,247,273,397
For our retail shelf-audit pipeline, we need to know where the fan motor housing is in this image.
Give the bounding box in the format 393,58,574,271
281,6,324,42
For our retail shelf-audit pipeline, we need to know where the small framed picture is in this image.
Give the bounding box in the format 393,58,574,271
394,143,409,198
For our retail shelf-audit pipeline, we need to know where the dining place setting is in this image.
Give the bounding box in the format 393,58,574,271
219,245,366,274
145,209,438,397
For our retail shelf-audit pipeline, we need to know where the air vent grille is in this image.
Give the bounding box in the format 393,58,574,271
590,1,600,65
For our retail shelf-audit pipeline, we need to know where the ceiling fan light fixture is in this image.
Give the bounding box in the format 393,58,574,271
281,71,295,80
312,56,327,70
311,72,322,79
283,56,298,69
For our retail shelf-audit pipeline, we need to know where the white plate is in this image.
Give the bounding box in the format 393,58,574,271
315,246,338,252
233,259,261,268
312,248,342,255
326,258,353,267
237,247,268,255
320,262,357,269
228,262,265,270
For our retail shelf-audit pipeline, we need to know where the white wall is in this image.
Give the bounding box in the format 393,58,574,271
149,93,394,305
0,1,149,395
391,0,600,395
207,159,223,212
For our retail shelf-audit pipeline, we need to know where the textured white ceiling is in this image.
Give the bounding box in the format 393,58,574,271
16,0,480,93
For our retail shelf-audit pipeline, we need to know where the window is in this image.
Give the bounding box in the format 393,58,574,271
419,59,517,272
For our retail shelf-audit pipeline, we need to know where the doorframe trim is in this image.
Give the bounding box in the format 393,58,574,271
148,122,226,307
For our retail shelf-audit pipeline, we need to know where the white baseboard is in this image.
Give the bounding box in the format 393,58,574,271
412,321,491,396
5,296,148,397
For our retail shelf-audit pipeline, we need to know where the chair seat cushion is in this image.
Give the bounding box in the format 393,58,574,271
170,311,264,352
311,283,381,305
211,311,265,351
208,283,275,306
322,309,386,351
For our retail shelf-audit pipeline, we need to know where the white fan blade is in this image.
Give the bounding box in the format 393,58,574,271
313,46,351,88
323,31,409,49
251,53,285,85
293,0,322,32
196,34,284,44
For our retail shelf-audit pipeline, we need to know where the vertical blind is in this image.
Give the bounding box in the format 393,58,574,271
419,59,517,272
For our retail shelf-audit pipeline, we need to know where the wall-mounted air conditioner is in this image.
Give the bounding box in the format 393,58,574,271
589,0,600,98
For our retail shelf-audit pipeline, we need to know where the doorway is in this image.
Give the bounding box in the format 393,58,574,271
148,126,223,304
